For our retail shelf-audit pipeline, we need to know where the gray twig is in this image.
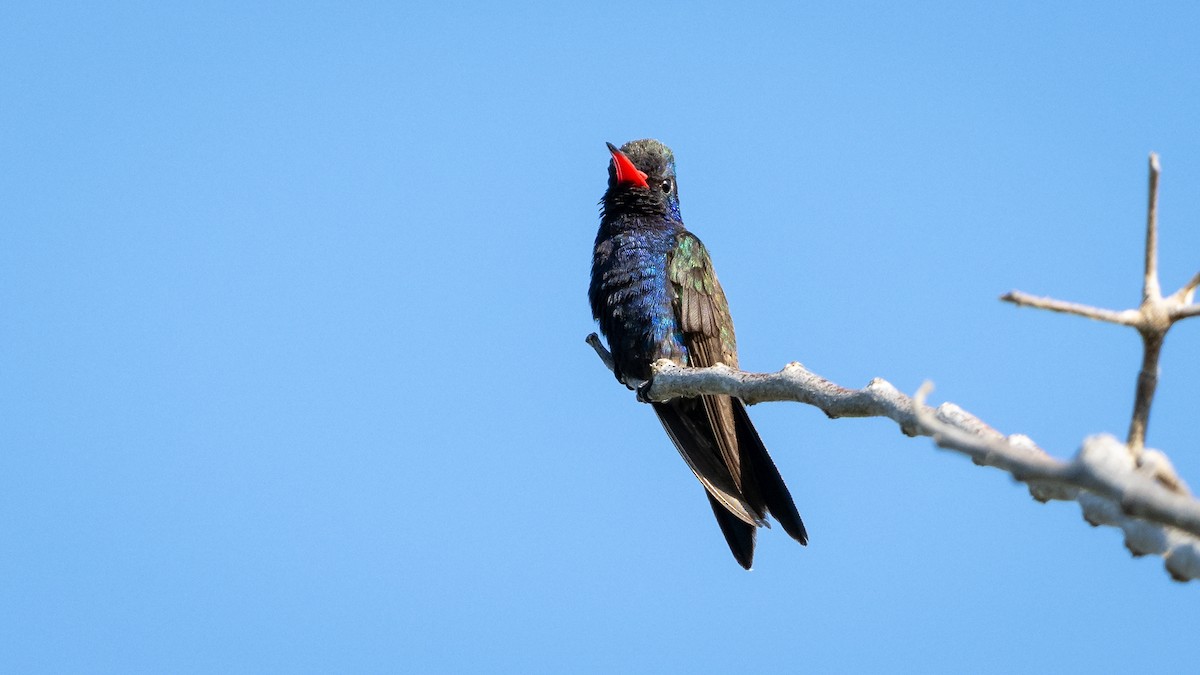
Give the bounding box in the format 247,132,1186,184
1001,153,1200,454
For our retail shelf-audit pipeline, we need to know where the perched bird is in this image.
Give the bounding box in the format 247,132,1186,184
589,139,807,569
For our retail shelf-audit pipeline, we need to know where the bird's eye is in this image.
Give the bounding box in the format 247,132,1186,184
661,179,672,193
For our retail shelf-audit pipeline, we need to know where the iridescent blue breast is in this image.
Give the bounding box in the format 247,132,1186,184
590,220,688,381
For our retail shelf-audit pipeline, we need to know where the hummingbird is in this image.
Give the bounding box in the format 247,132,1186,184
589,139,807,569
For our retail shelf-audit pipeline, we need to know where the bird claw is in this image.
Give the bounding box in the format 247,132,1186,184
636,378,656,403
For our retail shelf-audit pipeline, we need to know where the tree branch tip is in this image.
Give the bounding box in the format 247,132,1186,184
1185,271,1200,290
1171,272,1200,305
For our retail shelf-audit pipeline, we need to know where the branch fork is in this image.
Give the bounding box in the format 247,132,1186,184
1001,154,1200,453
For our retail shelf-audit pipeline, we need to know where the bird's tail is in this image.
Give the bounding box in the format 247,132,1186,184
706,492,756,569
733,399,808,545
654,397,807,567
652,401,765,528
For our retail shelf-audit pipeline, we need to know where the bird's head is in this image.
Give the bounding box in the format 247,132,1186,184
602,139,681,220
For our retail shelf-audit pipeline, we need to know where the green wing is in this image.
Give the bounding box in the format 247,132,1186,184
667,232,738,369
659,231,808,556
665,232,752,501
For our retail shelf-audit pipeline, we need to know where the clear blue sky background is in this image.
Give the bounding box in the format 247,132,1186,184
3,2,1200,673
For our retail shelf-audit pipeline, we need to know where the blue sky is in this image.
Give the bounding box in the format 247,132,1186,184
3,2,1200,672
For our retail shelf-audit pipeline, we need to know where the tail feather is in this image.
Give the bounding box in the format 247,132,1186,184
653,401,765,527
733,399,808,545
653,396,806,569
706,492,756,569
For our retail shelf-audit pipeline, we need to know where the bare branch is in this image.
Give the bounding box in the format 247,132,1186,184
1000,291,1141,327
1176,271,1200,303
1001,153,1198,454
1173,304,1200,321
585,332,618,375
1167,271,1200,320
1143,153,1162,302
915,390,1200,582
1128,333,1164,452
585,335,1200,581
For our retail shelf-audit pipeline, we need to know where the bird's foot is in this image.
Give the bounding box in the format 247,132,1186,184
636,377,656,403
